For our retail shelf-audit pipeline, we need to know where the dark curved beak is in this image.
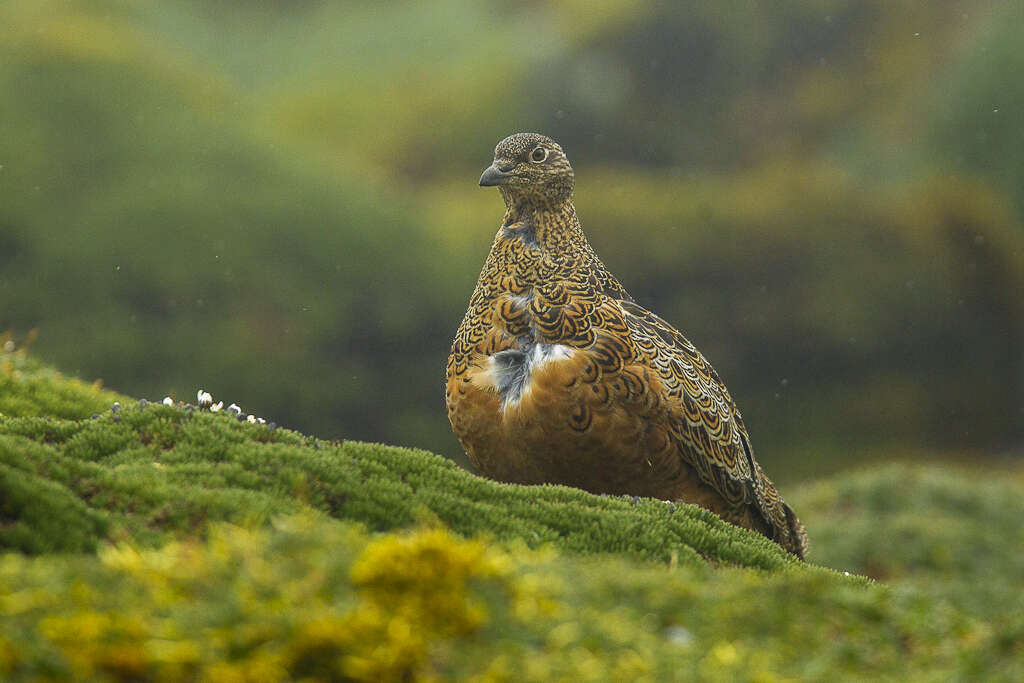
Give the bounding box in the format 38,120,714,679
479,163,512,187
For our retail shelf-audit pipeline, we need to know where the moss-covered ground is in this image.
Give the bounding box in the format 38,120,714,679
2,347,1022,680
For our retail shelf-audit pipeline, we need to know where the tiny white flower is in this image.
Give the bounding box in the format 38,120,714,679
227,403,241,415
162,396,174,406
257,417,266,425
665,626,693,646
197,390,213,407
247,414,257,424
210,401,223,412
111,402,121,413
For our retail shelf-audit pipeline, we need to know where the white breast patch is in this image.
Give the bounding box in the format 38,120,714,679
478,343,575,407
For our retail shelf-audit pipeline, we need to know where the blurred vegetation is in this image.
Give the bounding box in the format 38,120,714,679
794,463,1024,623
5,515,1020,681
0,0,1021,474
2,355,1022,680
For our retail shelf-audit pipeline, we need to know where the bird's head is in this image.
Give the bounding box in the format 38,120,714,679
479,133,575,205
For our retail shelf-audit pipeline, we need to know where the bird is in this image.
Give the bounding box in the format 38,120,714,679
445,133,807,559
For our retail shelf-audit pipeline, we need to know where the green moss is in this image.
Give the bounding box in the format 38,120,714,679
0,348,801,569
793,463,1024,645
2,355,1022,679
0,404,800,570
0,348,129,420
0,446,108,554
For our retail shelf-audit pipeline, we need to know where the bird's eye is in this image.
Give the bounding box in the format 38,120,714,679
530,147,548,163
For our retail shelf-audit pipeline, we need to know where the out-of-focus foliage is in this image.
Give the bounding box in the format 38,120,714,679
1,510,1020,680
794,463,1024,620
0,0,1020,470
926,4,1024,213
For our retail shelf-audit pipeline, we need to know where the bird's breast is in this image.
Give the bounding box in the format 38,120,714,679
470,342,576,409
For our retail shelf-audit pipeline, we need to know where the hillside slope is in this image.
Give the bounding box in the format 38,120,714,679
1,349,1021,680
0,347,799,569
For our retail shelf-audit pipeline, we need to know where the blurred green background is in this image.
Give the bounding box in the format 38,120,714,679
2,0,1021,479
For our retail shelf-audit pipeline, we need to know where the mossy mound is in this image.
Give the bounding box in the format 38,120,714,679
793,462,1024,649
1,346,798,568
0,345,129,421
2,350,1022,680
797,463,1024,584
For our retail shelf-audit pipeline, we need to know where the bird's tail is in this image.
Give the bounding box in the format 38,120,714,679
777,503,808,560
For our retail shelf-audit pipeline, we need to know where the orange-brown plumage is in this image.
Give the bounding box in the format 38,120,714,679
446,133,807,558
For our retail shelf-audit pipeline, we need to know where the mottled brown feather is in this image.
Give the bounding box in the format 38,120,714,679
446,133,807,558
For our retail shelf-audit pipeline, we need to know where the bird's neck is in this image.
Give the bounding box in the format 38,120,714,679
499,197,585,253
483,194,632,303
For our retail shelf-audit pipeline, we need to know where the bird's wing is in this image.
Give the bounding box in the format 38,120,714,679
613,298,797,537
